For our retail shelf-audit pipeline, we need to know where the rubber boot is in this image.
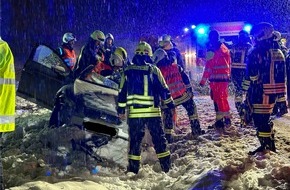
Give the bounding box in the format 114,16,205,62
190,119,205,136
248,136,276,155
214,119,224,129
159,155,171,173
127,160,140,174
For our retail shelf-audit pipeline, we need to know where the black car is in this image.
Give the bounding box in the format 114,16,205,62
17,44,128,140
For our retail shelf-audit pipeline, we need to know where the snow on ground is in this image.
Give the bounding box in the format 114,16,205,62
2,95,290,190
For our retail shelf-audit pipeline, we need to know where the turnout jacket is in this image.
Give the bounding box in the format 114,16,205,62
117,62,174,118
231,42,252,69
246,39,286,95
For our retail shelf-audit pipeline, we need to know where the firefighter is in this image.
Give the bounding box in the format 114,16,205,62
117,41,174,174
271,31,288,117
56,32,77,70
199,29,232,130
73,30,105,79
104,33,116,65
159,34,185,69
230,30,253,126
0,38,16,190
152,48,204,142
247,22,286,155
108,47,128,84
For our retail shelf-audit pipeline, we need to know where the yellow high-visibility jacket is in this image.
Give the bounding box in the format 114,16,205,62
0,39,15,132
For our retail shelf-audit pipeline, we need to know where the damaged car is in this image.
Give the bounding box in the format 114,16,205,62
17,44,128,142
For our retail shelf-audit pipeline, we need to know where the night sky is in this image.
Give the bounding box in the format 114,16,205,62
1,0,290,65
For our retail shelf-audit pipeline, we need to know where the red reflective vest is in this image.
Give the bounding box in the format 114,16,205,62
61,47,77,70
159,64,186,99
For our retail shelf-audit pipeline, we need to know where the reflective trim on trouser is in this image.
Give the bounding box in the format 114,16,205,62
216,111,230,121
253,103,274,114
164,128,173,135
156,151,170,159
258,132,271,138
128,107,161,118
127,117,169,173
128,154,141,161
249,89,277,133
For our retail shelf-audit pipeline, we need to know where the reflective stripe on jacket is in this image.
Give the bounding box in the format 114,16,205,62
58,46,77,69
159,63,186,99
200,43,231,84
0,39,15,132
117,63,174,118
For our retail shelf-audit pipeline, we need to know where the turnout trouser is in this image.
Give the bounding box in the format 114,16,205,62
248,84,278,154
127,117,170,174
163,98,201,142
231,69,246,112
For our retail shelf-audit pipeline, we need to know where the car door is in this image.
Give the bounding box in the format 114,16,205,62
17,44,72,110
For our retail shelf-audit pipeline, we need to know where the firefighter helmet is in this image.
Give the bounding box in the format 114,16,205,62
135,41,153,56
159,34,173,49
273,31,281,41
106,33,114,41
62,32,76,43
250,22,274,41
110,47,127,67
90,30,105,42
152,48,168,65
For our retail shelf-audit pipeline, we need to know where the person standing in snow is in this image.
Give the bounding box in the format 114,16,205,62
73,30,105,79
199,29,232,130
0,38,16,190
271,31,288,117
152,48,204,143
56,32,77,71
230,30,253,127
246,22,286,155
117,41,174,174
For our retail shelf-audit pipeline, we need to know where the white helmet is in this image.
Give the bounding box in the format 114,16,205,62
152,48,168,65
273,31,281,41
62,32,76,43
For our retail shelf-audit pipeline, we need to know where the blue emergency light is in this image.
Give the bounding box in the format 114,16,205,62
243,24,252,33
